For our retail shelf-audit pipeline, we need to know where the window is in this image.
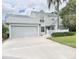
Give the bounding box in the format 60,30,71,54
52,19,54,20
46,25,55,30
41,27,44,32
40,20,44,22
46,26,50,30
51,26,54,30
48,26,50,30
40,17,44,23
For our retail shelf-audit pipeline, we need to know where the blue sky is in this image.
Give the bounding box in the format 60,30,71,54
2,0,68,20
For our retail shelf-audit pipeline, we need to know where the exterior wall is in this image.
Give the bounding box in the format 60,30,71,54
31,11,60,35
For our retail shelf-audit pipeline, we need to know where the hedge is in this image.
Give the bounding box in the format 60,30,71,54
51,32,75,37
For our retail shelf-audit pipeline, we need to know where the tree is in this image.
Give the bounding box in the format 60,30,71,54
62,15,76,31
60,0,76,18
47,0,66,29
60,0,76,31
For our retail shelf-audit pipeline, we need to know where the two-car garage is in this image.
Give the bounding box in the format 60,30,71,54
10,25,39,38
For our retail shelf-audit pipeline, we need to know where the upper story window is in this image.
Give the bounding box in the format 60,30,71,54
52,19,54,20
40,19,44,22
40,17,44,22
48,15,52,17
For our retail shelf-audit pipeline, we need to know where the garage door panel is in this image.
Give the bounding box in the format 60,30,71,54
11,26,38,38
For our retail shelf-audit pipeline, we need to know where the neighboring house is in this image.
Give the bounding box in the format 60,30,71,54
6,10,69,39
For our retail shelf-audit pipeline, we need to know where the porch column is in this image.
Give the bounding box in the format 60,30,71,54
45,26,47,34
38,24,41,36
55,18,58,30
55,24,58,30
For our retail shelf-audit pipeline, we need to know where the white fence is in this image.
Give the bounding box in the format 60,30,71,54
47,29,69,34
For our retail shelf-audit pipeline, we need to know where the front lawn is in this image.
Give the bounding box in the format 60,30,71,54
49,32,76,48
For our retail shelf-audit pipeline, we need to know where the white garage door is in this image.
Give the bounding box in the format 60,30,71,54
11,26,38,38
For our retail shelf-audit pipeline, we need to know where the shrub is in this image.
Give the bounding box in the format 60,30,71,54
2,33,9,40
2,25,9,40
51,32,75,37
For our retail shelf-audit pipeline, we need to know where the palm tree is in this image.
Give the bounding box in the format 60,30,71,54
47,0,66,29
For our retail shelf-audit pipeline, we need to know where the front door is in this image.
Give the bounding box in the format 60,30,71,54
41,26,46,36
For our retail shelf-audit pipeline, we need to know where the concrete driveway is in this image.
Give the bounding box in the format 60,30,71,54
3,37,76,59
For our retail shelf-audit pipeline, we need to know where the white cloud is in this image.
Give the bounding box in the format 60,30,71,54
2,0,49,16
2,2,14,12
2,0,67,20
2,2,15,20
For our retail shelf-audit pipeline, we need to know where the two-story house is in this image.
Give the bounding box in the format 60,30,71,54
6,10,68,39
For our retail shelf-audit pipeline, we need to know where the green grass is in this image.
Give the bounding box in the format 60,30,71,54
49,32,76,48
